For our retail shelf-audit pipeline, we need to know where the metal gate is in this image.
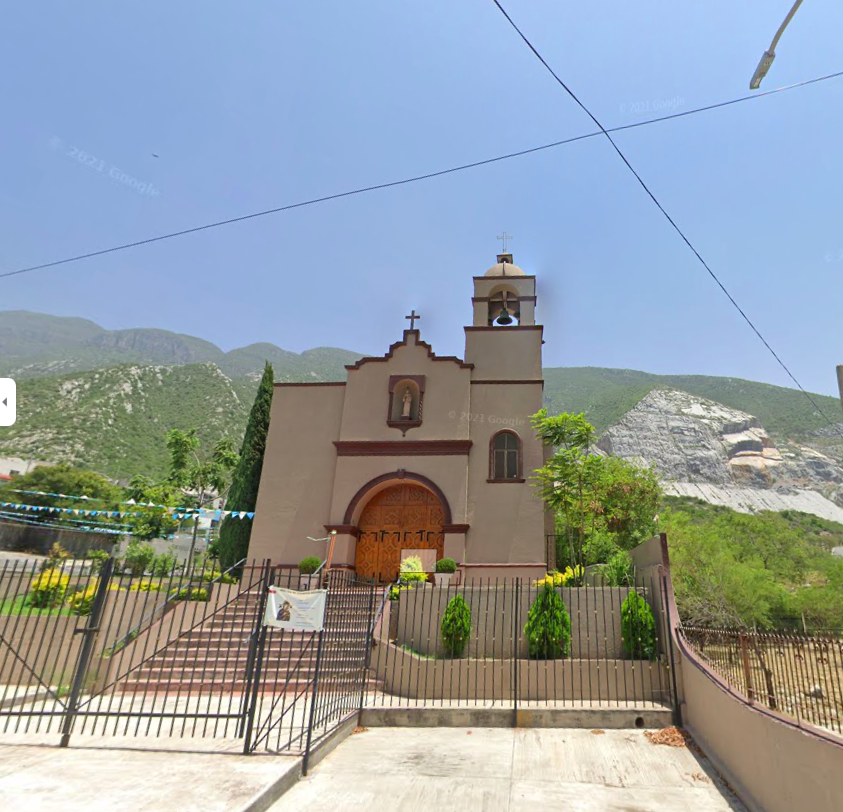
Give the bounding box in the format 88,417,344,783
244,570,378,768
0,555,377,761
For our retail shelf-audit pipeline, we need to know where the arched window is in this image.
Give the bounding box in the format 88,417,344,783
489,431,522,481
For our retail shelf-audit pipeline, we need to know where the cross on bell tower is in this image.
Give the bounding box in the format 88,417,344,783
405,309,421,330
497,231,513,253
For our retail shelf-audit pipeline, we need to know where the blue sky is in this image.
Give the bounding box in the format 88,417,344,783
2,1,842,396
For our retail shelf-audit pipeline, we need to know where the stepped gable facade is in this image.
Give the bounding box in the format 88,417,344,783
248,254,553,581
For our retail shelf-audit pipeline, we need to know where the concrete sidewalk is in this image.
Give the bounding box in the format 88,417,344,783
271,727,747,811
0,737,298,812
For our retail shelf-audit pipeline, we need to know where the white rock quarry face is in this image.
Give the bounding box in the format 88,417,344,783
598,388,843,512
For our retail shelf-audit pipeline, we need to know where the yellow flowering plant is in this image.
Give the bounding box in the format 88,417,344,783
533,565,583,588
29,569,70,608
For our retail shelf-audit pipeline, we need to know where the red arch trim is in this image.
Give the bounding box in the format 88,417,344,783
342,471,453,526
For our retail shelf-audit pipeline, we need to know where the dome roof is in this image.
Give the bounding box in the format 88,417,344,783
484,261,526,277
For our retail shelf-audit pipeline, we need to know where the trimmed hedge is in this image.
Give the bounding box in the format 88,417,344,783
524,584,571,659
621,590,657,660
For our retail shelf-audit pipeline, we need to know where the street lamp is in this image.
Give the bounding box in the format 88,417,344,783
749,0,805,90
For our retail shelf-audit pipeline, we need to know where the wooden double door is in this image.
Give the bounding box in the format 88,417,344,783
355,483,445,582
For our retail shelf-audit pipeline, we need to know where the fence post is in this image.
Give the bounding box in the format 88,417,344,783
302,628,327,776
512,578,519,726
739,633,755,704
358,579,377,718
59,556,114,747
241,560,274,752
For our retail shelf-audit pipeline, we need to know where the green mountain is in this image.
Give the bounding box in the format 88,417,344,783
0,364,249,481
0,311,839,482
0,310,358,383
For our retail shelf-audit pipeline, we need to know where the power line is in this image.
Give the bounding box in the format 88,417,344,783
491,0,841,431
2,70,842,282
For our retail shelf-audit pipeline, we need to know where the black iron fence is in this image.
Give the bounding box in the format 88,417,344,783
679,625,843,735
0,554,377,763
364,569,675,709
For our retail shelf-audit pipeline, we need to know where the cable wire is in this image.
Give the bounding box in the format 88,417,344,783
491,0,841,431
2,70,842,282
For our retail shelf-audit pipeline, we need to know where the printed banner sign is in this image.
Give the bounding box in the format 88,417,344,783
264,586,327,632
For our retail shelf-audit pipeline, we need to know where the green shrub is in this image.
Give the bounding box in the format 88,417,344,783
582,531,621,566
298,556,322,575
123,541,156,576
174,587,208,602
440,595,471,657
603,551,633,587
151,549,178,577
621,590,657,660
435,558,457,574
89,549,111,574
29,569,70,608
67,583,98,615
524,583,571,659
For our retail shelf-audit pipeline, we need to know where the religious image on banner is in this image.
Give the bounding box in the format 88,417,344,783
264,586,327,632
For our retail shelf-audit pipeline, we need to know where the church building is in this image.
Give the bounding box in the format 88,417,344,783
247,254,554,581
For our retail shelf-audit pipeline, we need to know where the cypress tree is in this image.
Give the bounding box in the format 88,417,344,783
217,361,274,568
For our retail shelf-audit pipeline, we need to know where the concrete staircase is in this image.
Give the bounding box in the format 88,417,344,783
115,584,381,695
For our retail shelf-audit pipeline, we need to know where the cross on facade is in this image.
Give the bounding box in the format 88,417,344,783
497,231,514,253
405,309,421,330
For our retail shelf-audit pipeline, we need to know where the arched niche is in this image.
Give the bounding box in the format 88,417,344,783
387,375,425,432
487,284,521,327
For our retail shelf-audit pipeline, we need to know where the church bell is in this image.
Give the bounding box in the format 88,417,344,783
496,304,514,326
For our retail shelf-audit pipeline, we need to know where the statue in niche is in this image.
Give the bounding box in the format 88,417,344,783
401,388,413,419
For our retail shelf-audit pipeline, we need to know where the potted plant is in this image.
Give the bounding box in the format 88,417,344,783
435,558,457,587
298,556,322,590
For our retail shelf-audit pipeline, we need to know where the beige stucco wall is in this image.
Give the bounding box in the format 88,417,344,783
464,328,543,380
680,649,843,812
339,334,472,442
373,643,668,703
629,533,843,812
465,382,546,563
249,384,346,564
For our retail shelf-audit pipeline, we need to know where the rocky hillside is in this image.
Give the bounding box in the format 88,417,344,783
0,364,249,480
600,389,843,522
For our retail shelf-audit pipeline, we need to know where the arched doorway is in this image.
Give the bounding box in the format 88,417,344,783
355,483,445,582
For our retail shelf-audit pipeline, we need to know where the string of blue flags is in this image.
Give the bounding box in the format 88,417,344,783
0,500,255,521
0,511,127,535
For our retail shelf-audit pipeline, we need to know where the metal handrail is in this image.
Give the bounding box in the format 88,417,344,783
369,578,402,638
108,556,247,654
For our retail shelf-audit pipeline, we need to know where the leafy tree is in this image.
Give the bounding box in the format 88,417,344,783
218,362,273,568
0,464,124,529
531,410,661,574
124,475,179,541
524,583,571,659
163,428,238,565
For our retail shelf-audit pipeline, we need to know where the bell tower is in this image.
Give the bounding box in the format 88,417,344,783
465,253,542,380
